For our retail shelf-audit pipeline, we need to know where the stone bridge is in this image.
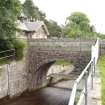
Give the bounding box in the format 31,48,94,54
27,38,96,90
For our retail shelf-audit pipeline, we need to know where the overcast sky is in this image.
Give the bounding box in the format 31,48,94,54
21,0,105,34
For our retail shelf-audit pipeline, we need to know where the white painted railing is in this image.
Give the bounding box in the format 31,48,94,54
68,38,99,105
91,38,99,64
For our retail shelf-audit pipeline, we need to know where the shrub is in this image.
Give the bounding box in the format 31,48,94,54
98,55,105,105
0,39,13,52
12,39,25,60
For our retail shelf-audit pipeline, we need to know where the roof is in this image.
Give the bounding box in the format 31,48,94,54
17,21,28,31
24,21,43,31
17,21,49,35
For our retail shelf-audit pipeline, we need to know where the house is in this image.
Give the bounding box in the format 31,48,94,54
16,14,49,39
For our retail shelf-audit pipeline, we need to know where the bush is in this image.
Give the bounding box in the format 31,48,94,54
98,55,105,105
98,34,105,39
0,39,25,65
12,39,25,60
0,39,13,52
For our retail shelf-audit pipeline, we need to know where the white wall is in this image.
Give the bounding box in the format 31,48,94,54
32,28,47,39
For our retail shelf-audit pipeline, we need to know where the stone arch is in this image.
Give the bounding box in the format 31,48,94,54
36,57,73,70
27,47,91,90
28,55,86,90
28,61,55,90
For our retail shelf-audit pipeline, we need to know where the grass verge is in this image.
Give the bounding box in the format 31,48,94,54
98,55,105,105
55,59,72,65
0,59,11,65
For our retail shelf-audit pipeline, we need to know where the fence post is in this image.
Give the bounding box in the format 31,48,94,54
85,71,88,105
7,64,10,95
91,61,94,89
93,57,96,75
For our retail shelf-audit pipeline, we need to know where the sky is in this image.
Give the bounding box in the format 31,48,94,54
20,0,105,34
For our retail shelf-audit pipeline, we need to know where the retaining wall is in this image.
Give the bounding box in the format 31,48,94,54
0,60,28,98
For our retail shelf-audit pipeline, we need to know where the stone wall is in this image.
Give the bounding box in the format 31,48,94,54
0,60,28,98
0,65,8,98
29,38,96,52
8,61,27,97
100,39,105,55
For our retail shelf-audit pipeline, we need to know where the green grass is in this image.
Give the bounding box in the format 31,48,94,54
0,58,13,65
98,55,105,105
55,59,72,65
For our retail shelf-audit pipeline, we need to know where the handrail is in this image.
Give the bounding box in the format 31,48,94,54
68,38,99,105
0,49,15,60
0,54,15,60
76,59,92,84
77,88,85,105
68,59,92,105
68,83,78,105
0,49,15,54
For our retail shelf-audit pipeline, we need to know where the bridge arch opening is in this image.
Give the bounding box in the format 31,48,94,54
47,59,74,78
29,58,74,90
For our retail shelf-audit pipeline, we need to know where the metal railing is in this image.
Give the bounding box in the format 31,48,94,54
68,38,99,105
0,49,15,60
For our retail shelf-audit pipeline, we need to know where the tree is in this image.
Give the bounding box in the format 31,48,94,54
0,0,21,49
23,0,62,37
38,11,46,20
45,20,62,37
63,12,96,38
23,0,46,20
23,0,36,19
0,0,24,61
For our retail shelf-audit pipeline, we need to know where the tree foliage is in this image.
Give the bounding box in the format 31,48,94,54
63,12,96,38
0,0,21,40
0,0,24,61
45,20,62,37
23,0,62,37
23,0,46,20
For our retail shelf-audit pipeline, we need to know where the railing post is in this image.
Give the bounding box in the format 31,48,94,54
85,71,88,105
7,64,10,95
93,57,96,75
91,61,94,89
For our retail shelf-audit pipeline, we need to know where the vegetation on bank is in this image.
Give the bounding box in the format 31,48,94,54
98,34,105,39
55,59,72,66
0,0,25,64
98,55,105,105
0,39,25,65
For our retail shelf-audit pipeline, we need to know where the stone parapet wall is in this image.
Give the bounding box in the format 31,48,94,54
29,38,97,54
30,38,96,42
29,38,105,55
